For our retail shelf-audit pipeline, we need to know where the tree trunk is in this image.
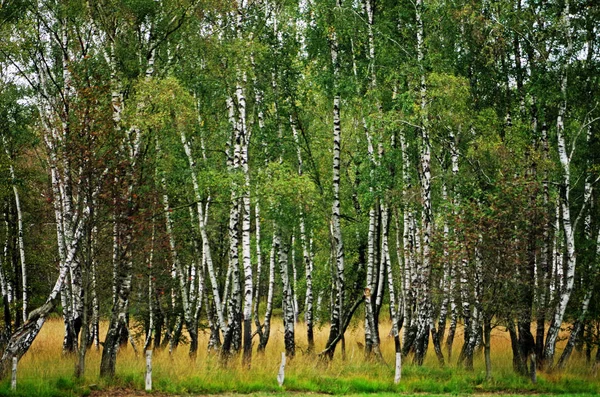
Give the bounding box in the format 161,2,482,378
413,0,440,366
237,77,254,367
4,157,26,324
557,227,599,369
180,126,225,335
0,203,86,377
484,317,492,380
324,11,346,359
257,235,277,352
544,1,576,368
278,232,295,357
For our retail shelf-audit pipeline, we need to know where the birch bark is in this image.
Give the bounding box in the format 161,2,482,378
290,113,315,351
543,0,578,367
323,10,346,358
3,153,26,324
413,0,443,366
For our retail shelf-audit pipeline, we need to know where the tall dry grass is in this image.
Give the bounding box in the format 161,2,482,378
7,316,600,395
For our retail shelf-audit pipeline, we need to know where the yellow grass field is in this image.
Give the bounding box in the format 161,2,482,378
8,317,600,395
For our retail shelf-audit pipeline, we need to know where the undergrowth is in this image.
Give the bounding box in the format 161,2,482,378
0,319,597,396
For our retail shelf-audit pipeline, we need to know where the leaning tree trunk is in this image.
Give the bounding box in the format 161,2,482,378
157,139,198,357
555,25,597,371
0,203,87,377
180,120,225,335
543,0,579,368
557,207,598,369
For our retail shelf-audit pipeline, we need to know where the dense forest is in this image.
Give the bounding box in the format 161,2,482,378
0,0,599,382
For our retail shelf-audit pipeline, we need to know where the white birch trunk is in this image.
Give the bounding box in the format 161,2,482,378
382,204,398,338
157,139,196,352
400,129,416,354
4,153,26,323
258,233,277,352
413,0,439,366
290,114,314,350
544,0,577,367
278,232,296,357
179,127,225,334
237,74,254,364
437,182,451,343
291,234,299,324
324,14,346,358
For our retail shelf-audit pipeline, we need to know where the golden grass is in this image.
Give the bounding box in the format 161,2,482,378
11,316,600,395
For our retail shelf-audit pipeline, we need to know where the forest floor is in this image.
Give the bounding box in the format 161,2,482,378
0,317,598,396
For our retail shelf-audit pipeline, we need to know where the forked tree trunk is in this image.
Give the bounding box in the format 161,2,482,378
101,52,147,376
544,0,578,368
556,30,597,371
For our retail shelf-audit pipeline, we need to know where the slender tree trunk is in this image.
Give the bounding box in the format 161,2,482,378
0,220,12,341
484,316,492,380
76,216,92,378
324,8,346,359
157,138,197,357
144,216,156,351
382,203,400,353
544,1,577,368
365,203,381,358
258,235,277,352
446,130,460,359
278,232,295,357
400,128,416,356
237,77,254,367
413,0,442,366
4,156,26,324
180,125,225,334
557,226,599,369
536,122,550,364
438,182,451,343
291,235,299,324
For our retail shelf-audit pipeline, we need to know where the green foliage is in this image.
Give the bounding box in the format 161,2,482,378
255,161,316,228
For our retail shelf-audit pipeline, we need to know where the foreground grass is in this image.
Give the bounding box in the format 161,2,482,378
0,318,598,396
